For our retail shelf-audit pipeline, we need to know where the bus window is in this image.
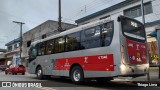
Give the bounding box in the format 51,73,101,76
102,21,114,46
29,47,37,62
121,18,145,42
66,32,80,52
55,37,65,53
81,26,101,49
46,39,54,54
38,42,46,56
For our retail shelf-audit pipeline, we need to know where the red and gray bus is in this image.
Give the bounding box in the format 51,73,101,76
28,15,149,84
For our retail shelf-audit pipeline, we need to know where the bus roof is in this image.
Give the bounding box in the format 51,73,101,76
30,17,112,46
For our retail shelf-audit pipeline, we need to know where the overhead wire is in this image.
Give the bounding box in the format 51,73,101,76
64,0,114,21
4,0,160,45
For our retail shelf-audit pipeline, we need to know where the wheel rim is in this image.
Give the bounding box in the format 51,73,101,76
73,70,81,81
37,69,42,77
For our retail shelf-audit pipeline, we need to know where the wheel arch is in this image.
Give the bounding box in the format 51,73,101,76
69,63,83,77
35,65,42,73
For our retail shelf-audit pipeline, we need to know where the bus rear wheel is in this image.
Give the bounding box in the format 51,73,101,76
36,67,44,80
70,66,84,84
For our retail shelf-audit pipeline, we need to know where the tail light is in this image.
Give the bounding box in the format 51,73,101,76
121,45,125,64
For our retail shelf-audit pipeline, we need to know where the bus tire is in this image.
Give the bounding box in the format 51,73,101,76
70,66,84,84
36,67,44,80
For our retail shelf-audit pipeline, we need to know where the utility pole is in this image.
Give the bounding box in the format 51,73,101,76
13,21,25,59
85,5,87,13
141,0,150,81
58,0,62,32
141,0,145,25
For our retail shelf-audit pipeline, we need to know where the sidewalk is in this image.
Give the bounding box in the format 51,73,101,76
133,67,160,81
114,67,160,82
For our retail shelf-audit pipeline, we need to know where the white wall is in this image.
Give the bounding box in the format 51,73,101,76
77,0,160,43
78,0,160,33
7,42,20,51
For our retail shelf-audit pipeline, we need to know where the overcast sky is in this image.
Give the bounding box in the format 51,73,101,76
0,0,124,49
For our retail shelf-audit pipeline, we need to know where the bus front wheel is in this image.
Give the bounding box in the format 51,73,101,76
36,67,44,80
70,66,84,84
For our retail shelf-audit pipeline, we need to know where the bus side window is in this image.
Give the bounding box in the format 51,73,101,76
46,39,54,54
102,21,114,46
38,42,46,55
81,26,101,49
66,32,80,52
55,37,65,53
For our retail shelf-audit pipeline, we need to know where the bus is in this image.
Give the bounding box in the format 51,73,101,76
28,15,149,84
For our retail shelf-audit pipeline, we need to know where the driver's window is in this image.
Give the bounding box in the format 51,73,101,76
29,47,37,63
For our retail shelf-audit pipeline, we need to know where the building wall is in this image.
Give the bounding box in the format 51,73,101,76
22,20,76,62
0,54,5,58
7,42,20,52
76,0,160,64
77,0,160,34
4,41,21,66
0,54,5,65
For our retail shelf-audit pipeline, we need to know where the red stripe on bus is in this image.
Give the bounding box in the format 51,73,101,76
54,54,114,71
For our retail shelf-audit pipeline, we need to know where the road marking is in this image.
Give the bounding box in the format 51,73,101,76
38,87,56,90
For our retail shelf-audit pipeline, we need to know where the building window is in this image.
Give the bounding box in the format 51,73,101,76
144,2,153,15
8,46,12,51
18,43,20,47
14,44,17,49
42,34,46,39
27,40,31,47
124,2,153,18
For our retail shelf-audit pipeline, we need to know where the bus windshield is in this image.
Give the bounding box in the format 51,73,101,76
121,17,146,42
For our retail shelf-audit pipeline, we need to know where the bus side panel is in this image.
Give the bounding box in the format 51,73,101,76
28,61,36,74
107,19,121,77
54,54,114,77
54,19,121,78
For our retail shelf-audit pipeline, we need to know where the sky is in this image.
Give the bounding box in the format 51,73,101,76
0,0,124,49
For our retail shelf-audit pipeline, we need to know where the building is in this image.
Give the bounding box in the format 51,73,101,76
75,0,160,63
0,54,5,65
0,49,7,52
0,49,6,65
22,20,77,67
76,0,160,37
5,38,21,65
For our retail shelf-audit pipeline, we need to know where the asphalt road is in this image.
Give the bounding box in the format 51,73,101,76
0,68,160,90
